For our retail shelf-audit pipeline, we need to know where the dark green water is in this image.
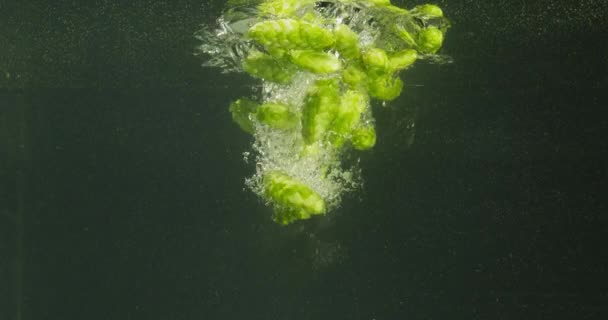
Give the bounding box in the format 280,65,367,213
1,0,607,319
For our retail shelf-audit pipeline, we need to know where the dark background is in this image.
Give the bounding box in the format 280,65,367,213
1,0,608,319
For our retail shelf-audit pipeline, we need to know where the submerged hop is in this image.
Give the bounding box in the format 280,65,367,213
263,171,326,225
248,19,335,52
288,50,342,74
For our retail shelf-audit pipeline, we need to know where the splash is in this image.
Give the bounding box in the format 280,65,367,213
196,0,450,225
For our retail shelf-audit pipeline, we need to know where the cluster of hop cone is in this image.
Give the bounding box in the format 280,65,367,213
207,0,449,225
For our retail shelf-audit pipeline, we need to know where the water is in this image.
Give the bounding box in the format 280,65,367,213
1,0,607,319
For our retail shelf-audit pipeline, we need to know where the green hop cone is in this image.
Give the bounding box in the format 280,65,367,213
298,21,336,49
388,49,417,71
257,103,298,130
289,50,342,74
352,126,377,150
248,19,335,52
368,0,392,6
242,51,296,83
367,73,403,101
342,64,367,88
329,90,368,146
417,26,444,54
258,0,315,17
229,98,258,133
263,171,326,225
362,48,389,72
302,79,340,144
334,24,360,60
411,4,444,19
